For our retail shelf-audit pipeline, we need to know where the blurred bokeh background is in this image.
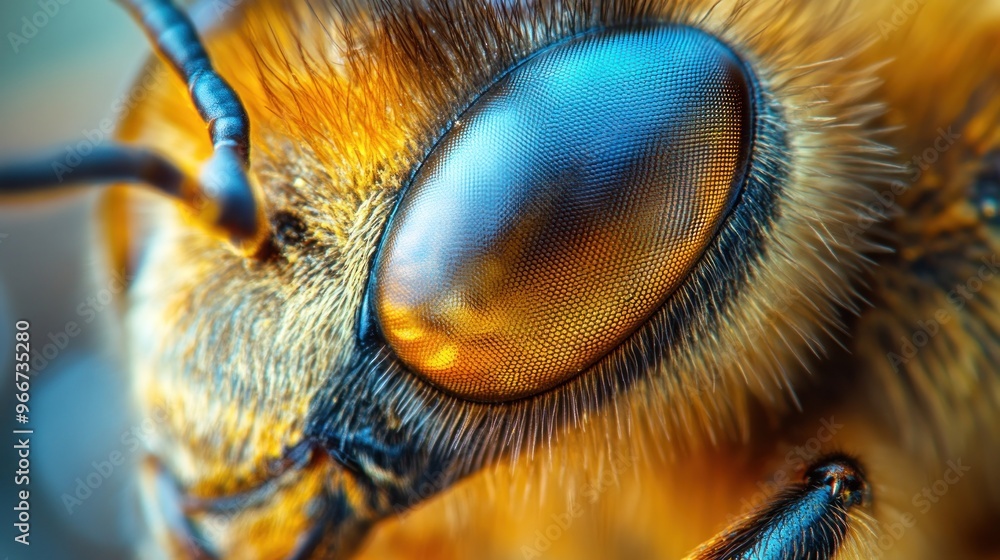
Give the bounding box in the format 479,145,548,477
0,1,148,558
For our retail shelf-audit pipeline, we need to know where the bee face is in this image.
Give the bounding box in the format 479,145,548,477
6,0,1000,557
115,0,876,555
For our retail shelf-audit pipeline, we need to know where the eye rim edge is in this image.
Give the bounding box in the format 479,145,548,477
356,22,765,404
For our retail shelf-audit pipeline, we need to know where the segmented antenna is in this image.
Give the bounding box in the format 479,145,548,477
0,0,267,250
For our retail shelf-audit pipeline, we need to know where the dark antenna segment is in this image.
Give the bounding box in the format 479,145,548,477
0,0,267,249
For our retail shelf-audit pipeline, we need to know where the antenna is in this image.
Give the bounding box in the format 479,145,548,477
0,0,268,251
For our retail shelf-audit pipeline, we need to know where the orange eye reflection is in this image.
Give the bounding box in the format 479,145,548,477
370,26,754,402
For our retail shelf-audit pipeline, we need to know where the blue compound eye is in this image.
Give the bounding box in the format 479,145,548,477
369,25,755,402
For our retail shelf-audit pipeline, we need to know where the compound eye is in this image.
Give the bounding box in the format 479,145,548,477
370,26,754,402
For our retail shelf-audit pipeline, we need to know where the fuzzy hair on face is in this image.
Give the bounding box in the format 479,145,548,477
106,0,1000,557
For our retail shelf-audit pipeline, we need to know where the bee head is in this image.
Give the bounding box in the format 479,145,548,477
108,0,893,556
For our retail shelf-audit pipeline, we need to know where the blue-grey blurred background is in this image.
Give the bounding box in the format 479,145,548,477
0,1,148,558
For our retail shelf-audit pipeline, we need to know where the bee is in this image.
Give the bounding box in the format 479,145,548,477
1,0,999,558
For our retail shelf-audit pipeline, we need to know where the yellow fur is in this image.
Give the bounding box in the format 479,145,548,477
105,0,1000,557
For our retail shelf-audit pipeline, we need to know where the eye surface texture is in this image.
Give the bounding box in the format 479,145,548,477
371,25,755,402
